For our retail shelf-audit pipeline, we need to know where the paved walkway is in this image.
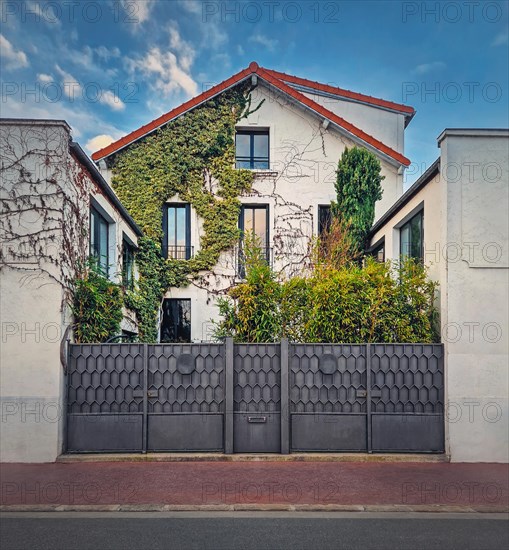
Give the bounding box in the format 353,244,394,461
1,461,508,510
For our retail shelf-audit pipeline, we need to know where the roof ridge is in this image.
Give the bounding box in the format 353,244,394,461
265,68,415,115
92,62,410,166
257,66,410,166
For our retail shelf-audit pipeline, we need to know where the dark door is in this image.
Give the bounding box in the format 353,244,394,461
160,299,191,343
233,344,281,452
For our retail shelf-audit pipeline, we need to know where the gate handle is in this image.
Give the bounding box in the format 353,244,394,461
248,416,267,423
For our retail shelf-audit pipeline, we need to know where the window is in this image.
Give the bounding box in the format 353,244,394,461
235,129,269,169
400,210,423,260
370,240,385,262
163,203,191,260
318,205,332,236
90,206,109,276
122,238,136,290
238,205,270,278
160,299,191,343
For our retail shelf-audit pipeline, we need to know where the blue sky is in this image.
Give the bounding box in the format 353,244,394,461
1,0,508,184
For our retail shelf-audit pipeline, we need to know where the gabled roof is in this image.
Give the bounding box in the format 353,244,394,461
92,62,412,166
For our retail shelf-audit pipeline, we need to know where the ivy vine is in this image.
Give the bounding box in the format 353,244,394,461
110,82,257,341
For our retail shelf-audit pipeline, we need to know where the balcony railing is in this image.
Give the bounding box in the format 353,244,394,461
167,245,194,260
236,245,273,279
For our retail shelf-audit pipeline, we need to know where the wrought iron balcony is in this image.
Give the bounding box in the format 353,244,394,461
167,245,194,260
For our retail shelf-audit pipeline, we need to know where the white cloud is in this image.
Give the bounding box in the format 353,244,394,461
0,34,29,69
129,46,198,97
120,0,155,25
37,73,53,83
178,0,227,49
249,33,279,52
168,22,195,71
85,134,116,153
127,24,198,98
99,90,125,111
491,29,508,47
26,1,61,26
55,64,82,99
412,61,446,75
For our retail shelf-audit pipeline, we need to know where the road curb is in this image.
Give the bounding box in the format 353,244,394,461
2,504,507,513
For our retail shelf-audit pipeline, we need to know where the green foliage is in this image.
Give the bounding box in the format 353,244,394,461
110,83,255,340
332,146,384,254
71,261,124,343
214,242,439,344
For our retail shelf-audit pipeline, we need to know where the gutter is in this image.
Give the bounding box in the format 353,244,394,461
70,141,143,238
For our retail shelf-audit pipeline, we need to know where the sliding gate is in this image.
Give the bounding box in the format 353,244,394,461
66,341,444,453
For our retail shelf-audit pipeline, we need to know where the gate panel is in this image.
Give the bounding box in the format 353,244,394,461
67,344,144,452
290,344,367,451
147,344,224,451
233,344,281,453
370,344,444,452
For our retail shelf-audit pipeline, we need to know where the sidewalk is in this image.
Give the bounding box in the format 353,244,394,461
1,459,508,512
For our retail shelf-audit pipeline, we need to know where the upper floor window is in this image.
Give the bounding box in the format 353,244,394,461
318,205,332,236
400,210,423,261
235,129,269,169
163,203,192,260
90,206,109,276
122,238,136,290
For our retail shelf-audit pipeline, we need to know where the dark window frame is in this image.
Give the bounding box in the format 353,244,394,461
238,204,270,278
162,203,192,260
122,237,136,290
235,128,270,170
399,209,424,261
89,205,110,277
318,204,332,237
160,298,191,343
368,238,385,262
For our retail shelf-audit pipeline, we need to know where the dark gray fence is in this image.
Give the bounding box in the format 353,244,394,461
66,340,444,454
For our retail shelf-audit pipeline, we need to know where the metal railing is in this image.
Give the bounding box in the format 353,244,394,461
167,245,194,260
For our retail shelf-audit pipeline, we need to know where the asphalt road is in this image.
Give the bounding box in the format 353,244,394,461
1,512,508,550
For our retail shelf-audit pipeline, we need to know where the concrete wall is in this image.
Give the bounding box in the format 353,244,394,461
439,130,508,463
369,129,509,463
0,120,139,462
162,82,403,341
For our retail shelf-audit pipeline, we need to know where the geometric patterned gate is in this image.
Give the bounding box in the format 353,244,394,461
66,340,444,454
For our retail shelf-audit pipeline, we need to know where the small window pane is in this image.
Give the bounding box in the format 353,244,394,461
253,160,269,170
176,207,186,246
235,134,250,158
168,207,176,246
254,208,267,246
253,133,268,158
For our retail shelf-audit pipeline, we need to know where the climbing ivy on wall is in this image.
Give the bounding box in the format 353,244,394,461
110,83,257,341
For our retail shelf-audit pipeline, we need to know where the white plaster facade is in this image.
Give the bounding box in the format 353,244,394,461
155,81,406,342
0,119,141,462
369,129,509,462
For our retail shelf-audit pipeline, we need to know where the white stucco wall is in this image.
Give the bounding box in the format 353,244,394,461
0,120,139,462
439,130,509,463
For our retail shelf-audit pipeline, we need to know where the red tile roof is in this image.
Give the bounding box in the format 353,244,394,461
92,62,412,166
264,68,415,116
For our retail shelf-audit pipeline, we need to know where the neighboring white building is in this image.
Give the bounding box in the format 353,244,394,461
369,129,509,462
0,119,142,462
93,62,415,342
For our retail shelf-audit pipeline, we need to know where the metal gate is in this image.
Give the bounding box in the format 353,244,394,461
66,340,444,453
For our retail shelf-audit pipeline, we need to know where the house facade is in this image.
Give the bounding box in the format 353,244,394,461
0,119,142,462
93,62,414,343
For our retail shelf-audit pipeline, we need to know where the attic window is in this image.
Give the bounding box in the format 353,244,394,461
235,129,269,169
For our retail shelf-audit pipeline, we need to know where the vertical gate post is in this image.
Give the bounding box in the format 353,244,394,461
224,338,234,454
280,338,290,454
366,343,372,453
142,343,148,454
